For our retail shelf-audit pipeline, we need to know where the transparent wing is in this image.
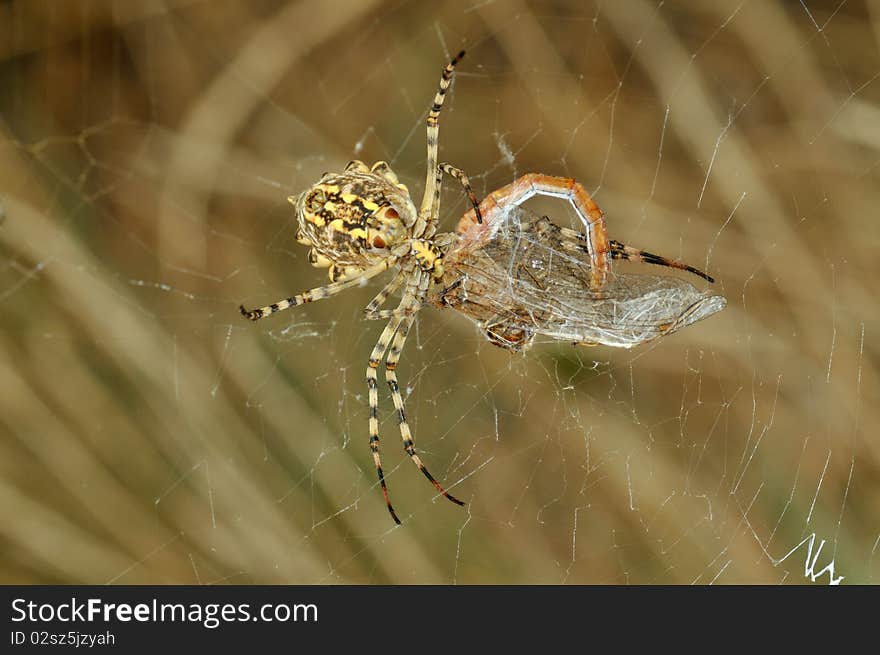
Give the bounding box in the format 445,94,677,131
437,205,726,350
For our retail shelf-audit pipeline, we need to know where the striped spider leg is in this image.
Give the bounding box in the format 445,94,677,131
239,258,397,320
363,269,463,524
240,51,477,524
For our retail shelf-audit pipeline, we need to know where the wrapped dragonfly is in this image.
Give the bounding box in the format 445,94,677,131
433,203,726,351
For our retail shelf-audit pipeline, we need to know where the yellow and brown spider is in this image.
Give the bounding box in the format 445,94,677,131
240,52,725,524
241,51,479,524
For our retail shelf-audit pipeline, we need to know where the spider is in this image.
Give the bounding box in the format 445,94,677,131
241,51,480,524
240,52,724,525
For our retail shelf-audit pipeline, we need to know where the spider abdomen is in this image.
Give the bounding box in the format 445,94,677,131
292,168,417,280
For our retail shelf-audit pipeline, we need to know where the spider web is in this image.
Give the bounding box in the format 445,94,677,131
0,0,875,584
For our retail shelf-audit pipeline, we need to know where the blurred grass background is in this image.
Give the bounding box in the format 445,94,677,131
0,0,877,584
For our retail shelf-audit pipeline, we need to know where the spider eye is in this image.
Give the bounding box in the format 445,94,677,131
306,190,326,212
385,207,399,220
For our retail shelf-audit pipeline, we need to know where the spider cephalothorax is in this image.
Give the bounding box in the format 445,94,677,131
293,161,417,282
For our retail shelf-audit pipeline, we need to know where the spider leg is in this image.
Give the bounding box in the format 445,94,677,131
608,240,715,283
364,267,432,320
367,308,412,525
416,50,466,237
439,162,482,224
421,164,445,239
555,228,715,284
385,273,464,508
367,306,422,320
239,258,396,321
460,174,610,290
363,270,405,320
